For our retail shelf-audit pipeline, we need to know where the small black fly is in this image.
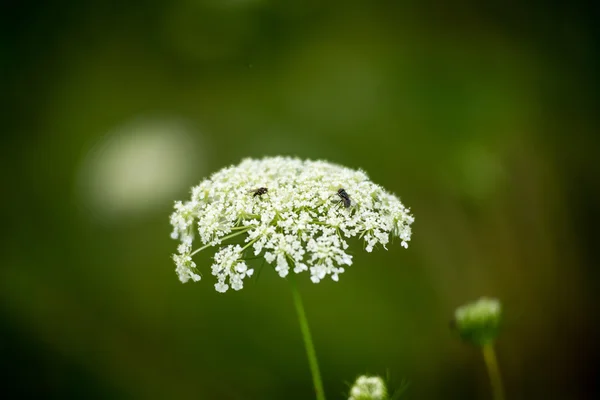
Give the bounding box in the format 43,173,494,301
252,187,268,197
336,188,351,208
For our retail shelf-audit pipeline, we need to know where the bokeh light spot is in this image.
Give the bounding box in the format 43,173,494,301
77,116,204,221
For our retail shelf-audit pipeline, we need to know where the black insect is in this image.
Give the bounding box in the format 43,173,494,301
252,187,269,197
336,188,351,208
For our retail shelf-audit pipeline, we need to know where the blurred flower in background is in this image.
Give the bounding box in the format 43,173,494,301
76,116,203,221
453,297,502,346
348,375,388,400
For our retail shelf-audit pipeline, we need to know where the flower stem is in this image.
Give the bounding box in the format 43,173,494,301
482,343,505,400
190,228,252,256
289,275,326,400
241,237,259,252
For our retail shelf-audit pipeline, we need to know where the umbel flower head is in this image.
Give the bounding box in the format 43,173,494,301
453,297,502,346
169,157,414,292
348,375,388,400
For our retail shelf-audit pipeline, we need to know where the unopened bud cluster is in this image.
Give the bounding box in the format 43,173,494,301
453,297,502,346
348,375,388,400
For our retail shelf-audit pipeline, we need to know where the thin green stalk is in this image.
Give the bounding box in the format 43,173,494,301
240,237,259,252
289,275,326,400
482,343,505,400
190,228,251,256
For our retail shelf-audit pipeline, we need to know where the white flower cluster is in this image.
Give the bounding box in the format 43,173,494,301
348,375,388,400
170,157,414,292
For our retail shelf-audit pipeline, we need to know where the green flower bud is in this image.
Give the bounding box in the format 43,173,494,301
453,297,502,346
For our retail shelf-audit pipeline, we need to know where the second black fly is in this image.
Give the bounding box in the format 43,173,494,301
336,188,351,208
252,187,269,197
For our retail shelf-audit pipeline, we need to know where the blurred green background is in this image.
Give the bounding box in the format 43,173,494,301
2,1,598,399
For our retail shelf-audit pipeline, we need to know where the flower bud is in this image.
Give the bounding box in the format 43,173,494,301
348,375,388,400
453,297,502,346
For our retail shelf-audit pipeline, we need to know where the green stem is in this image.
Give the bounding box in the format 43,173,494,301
241,237,259,252
190,243,212,256
482,343,505,400
190,228,252,256
289,275,326,400
231,225,256,230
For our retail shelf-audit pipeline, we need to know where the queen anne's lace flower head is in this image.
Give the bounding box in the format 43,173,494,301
170,157,414,292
